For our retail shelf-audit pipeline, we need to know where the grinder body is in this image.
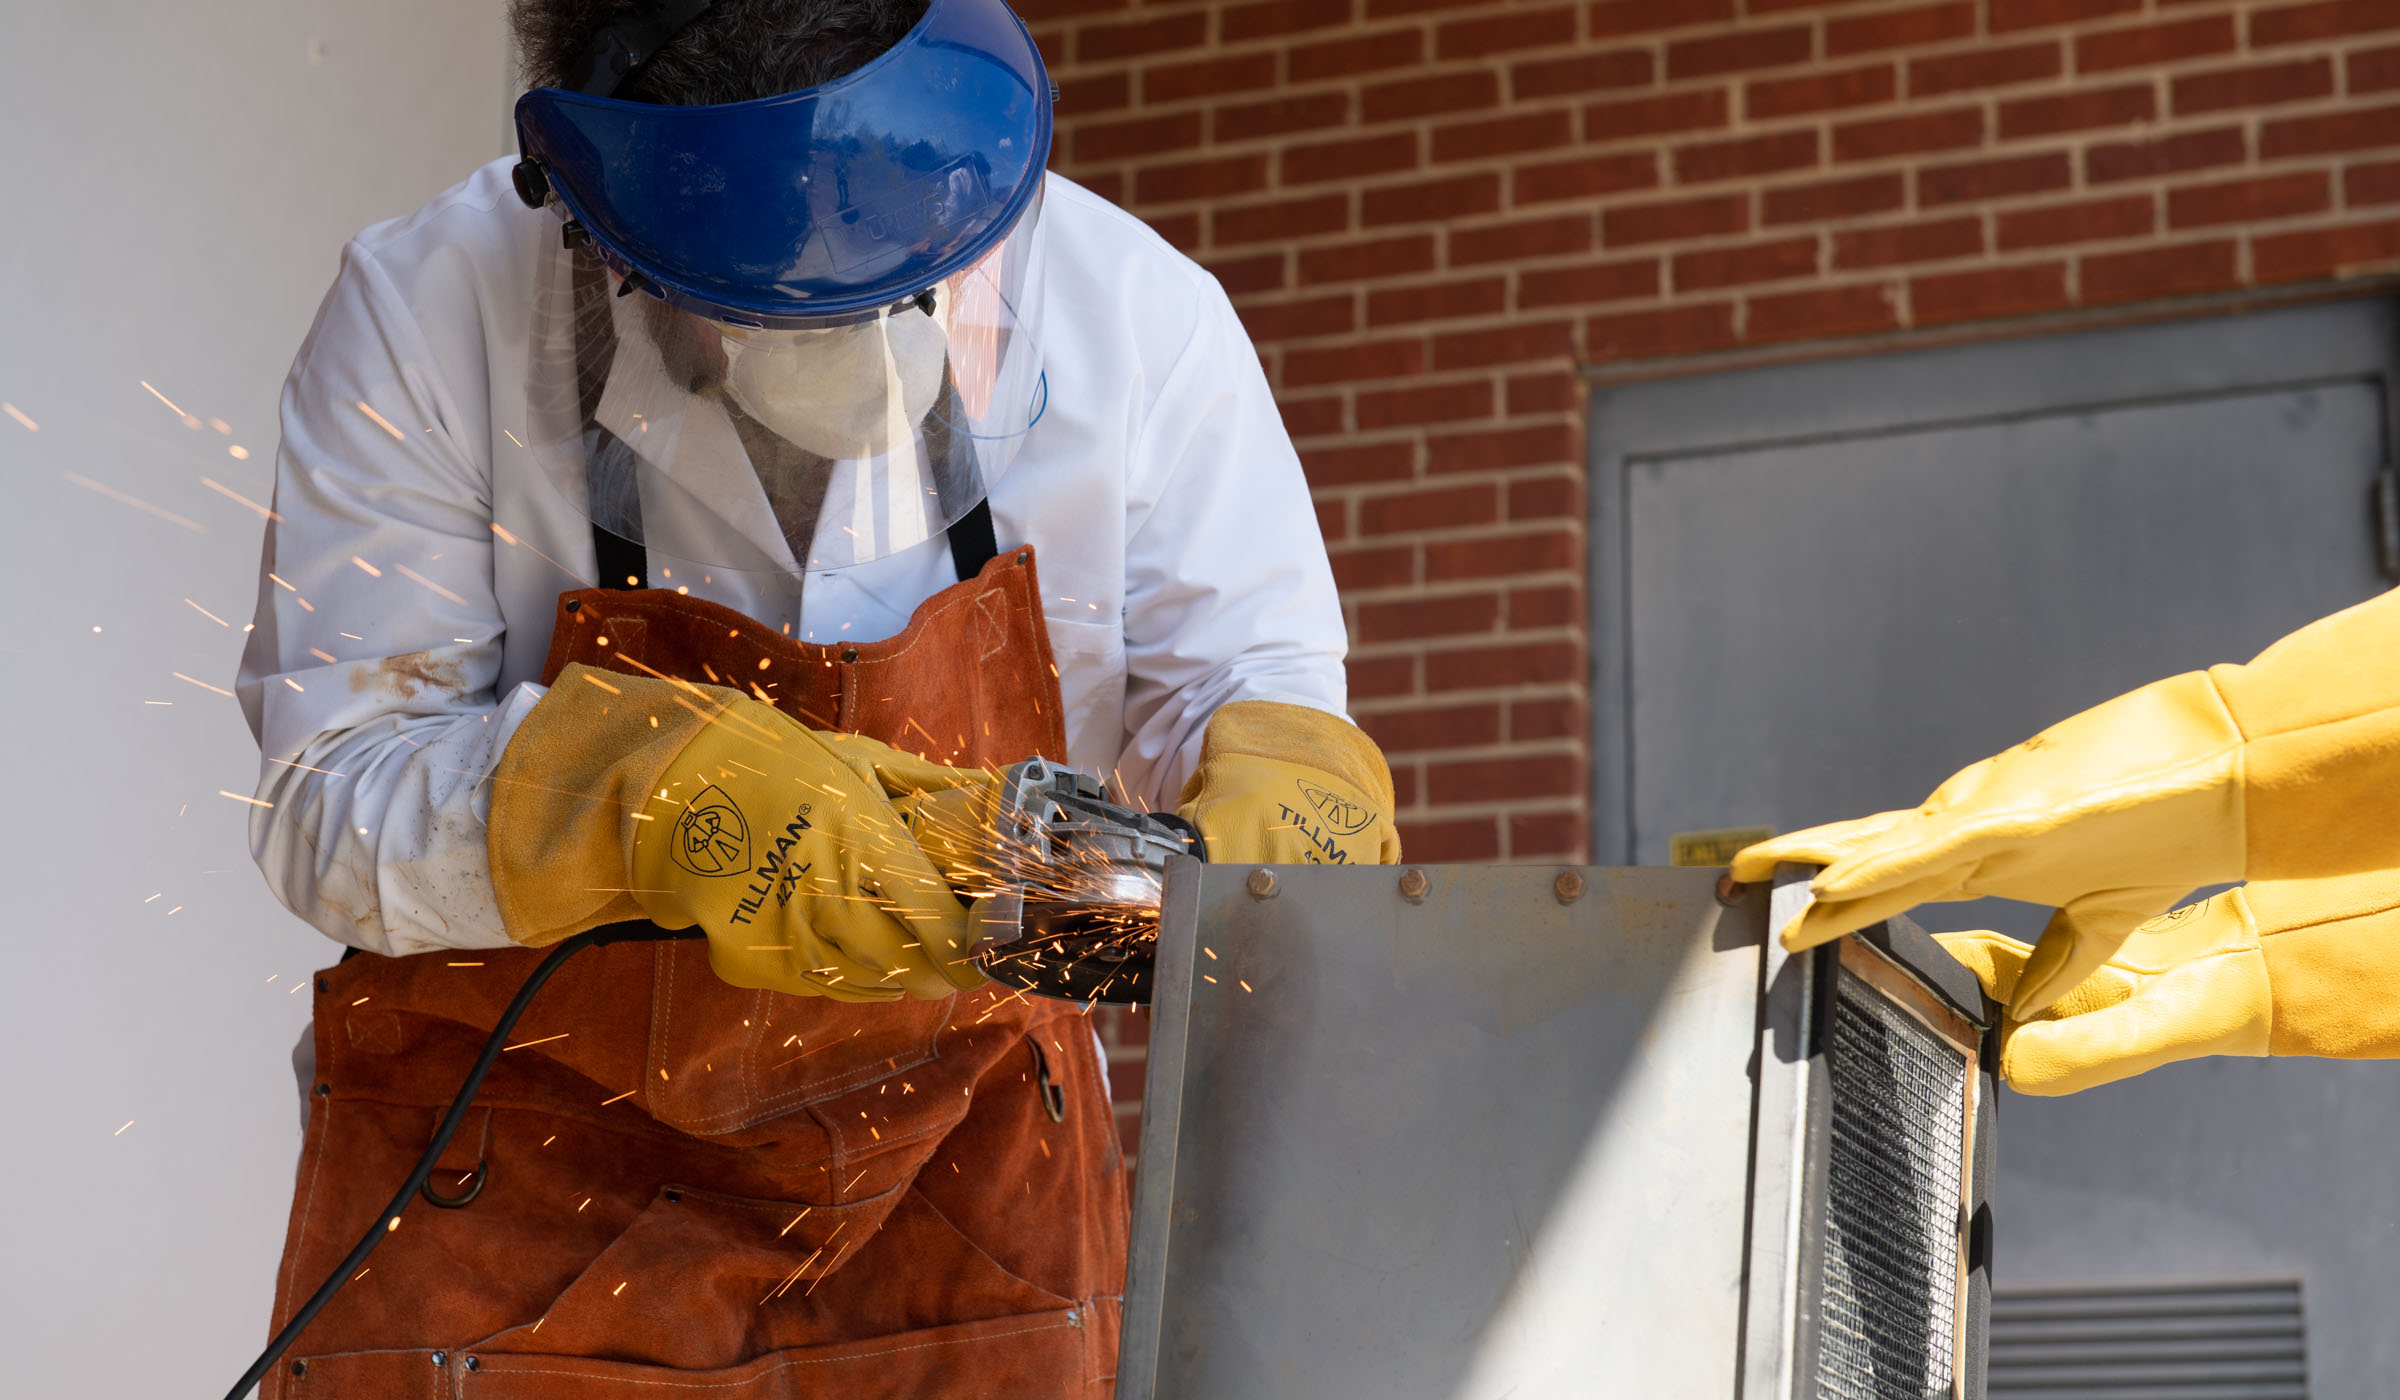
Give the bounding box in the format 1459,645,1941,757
969,757,1203,1003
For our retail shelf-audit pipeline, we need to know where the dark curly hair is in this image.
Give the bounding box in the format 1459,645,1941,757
510,0,931,104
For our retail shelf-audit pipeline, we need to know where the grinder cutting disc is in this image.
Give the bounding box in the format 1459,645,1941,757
970,758,1205,1004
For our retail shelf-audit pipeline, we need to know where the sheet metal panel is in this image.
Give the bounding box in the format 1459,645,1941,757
1120,862,1771,1399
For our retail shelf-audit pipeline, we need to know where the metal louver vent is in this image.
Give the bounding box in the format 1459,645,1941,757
1988,1280,2305,1399
1816,972,1971,1399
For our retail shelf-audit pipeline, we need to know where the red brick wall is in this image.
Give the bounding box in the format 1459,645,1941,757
1039,0,2400,1157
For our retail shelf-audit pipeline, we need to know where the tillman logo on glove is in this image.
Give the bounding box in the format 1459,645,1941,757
1298,781,1373,836
672,784,752,877
731,804,815,927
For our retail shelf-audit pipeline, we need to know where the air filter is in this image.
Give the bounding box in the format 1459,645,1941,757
1118,862,1994,1399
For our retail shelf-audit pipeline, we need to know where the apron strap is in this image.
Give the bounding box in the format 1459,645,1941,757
945,498,999,582
591,496,998,593
594,520,648,592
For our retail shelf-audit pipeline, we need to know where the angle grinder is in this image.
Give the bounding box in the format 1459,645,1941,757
968,756,1205,1004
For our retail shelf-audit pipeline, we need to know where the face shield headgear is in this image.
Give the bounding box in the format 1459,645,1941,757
509,0,1052,575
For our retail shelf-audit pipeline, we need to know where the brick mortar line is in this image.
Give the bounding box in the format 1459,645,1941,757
1349,636,1591,663
1098,129,2381,245
1062,78,2394,187
1048,15,2388,121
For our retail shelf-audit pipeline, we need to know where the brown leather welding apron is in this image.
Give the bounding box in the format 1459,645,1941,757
264,547,1126,1398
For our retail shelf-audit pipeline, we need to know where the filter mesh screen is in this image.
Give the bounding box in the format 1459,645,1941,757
1816,971,1970,1400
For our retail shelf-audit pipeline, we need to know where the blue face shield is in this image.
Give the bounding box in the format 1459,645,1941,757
507,0,1054,575
513,0,1051,327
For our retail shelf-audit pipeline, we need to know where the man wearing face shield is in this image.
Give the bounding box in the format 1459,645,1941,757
231,0,1398,1391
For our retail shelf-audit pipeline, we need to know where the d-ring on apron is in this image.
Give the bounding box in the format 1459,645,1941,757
261,527,1127,1397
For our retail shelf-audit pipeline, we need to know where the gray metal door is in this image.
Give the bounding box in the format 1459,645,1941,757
1590,296,2400,1398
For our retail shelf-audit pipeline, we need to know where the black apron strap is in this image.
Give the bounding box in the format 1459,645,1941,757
593,521,648,592
946,498,999,582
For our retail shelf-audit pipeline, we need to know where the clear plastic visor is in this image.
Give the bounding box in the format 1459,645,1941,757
516,187,1046,575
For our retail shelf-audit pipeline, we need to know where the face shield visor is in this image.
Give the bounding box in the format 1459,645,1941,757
509,0,1051,574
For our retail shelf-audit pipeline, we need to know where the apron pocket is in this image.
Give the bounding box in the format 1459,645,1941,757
468,1180,1073,1373
454,1306,1106,1399
642,939,952,1136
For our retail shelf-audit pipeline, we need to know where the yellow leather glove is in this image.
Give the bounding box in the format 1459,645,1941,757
1176,700,1401,866
1732,587,2400,1014
488,665,992,1001
1936,870,2400,1094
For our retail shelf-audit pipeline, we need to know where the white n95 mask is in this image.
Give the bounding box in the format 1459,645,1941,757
718,312,950,461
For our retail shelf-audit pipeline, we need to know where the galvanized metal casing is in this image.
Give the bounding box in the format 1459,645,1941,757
1120,860,1994,1399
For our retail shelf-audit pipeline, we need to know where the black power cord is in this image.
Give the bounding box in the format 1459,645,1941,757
223,921,702,1400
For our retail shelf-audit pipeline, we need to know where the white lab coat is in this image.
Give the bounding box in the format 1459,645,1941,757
236,160,1348,957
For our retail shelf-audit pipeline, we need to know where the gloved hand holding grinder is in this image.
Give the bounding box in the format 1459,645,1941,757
486,667,1397,1001
1732,587,2400,1095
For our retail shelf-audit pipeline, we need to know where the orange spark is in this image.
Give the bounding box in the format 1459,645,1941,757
139,380,187,417
218,790,273,809
396,564,466,605
354,401,405,440
64,473,204,532
268,757,347,778
201,477,277,520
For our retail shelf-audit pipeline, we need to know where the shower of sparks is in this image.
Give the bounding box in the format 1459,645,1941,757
3,403,36,431
201,477,278,520
354,401,405,440
64,473,205,532
175,672,234,697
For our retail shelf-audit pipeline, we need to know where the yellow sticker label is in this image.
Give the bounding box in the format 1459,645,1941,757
1669,826,1777,868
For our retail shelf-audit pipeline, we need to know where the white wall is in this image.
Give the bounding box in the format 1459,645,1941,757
0,4,506,1390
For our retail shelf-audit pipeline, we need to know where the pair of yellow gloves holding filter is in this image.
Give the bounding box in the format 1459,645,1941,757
486,671,1398,1003
1733,586,2400,1096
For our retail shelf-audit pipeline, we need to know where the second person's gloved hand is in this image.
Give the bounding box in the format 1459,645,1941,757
1177,700,1401,866
1732,587,2400,1015
1936,869,2400,1094
488,664,995,1000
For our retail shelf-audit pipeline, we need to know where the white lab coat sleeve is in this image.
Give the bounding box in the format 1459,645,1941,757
236,236,538,956
1115,273,1351,811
